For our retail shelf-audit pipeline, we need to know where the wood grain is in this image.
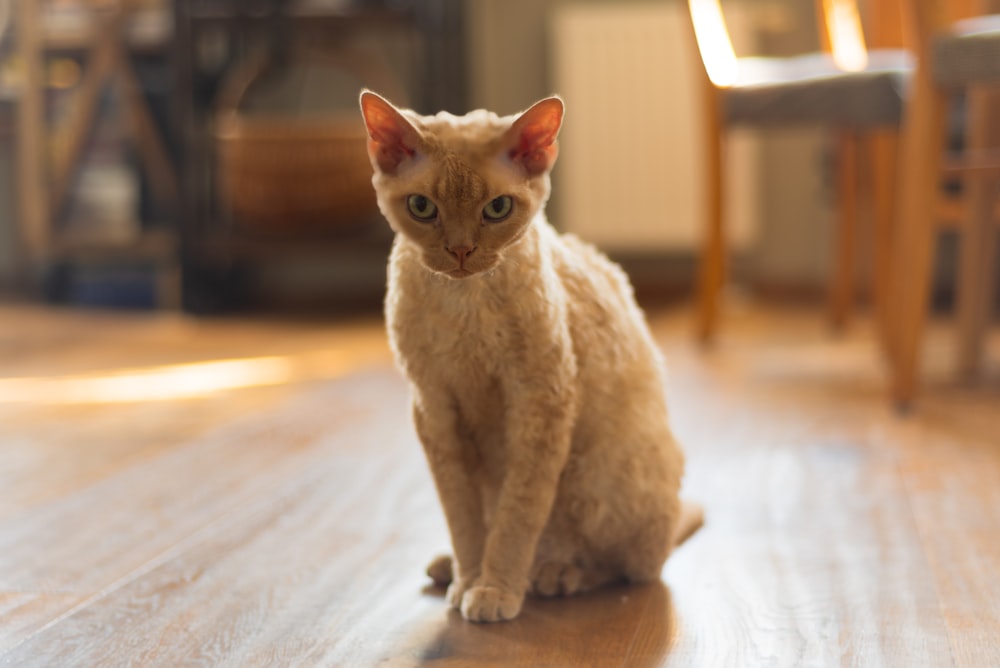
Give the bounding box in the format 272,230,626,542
0,593,84,655
0,304,997,665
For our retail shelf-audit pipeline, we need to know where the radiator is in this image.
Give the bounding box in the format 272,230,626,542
551,2,759,252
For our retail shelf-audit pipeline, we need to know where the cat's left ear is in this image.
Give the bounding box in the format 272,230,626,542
360,90,423,174
504,96,564,176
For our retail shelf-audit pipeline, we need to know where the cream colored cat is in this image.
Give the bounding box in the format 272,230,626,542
360,90,702,623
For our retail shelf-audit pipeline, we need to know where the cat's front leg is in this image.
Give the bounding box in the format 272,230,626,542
412,393,486,609
461,367,577,623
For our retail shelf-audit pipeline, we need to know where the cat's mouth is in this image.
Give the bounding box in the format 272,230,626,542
440,256,492,278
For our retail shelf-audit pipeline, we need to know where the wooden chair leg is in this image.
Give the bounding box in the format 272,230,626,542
696,86,726,344
15,0,49,264
888,80,950,409
829,131,859,331
955,87,1000,379
870,129,899,360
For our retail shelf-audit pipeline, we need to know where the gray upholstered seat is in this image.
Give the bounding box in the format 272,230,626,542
933,15,1000,86
725,50,913,127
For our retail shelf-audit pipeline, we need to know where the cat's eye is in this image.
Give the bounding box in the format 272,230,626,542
406,194,438,222
483,196,513,222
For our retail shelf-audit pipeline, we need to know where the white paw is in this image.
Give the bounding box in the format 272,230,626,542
445,577,473,609
460,585,523,623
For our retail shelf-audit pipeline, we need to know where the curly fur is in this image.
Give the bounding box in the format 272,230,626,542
360,91,701,623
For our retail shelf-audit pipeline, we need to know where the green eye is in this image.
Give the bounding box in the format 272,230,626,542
483,196,513,222
406,194,438,221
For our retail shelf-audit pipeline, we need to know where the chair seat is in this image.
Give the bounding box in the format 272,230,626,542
725,50,912,127
934,15,1000,86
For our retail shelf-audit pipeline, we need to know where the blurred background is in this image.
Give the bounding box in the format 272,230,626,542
0,0,962,315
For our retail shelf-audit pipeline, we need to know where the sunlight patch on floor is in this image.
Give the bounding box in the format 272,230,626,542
0,348,387,405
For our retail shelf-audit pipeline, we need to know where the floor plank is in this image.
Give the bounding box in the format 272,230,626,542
0,303,997,666
0,593,84,655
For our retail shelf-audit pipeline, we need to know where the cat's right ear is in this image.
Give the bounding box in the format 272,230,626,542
359,90,422,174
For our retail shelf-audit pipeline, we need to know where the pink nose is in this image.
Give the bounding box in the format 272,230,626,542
447,245,475,265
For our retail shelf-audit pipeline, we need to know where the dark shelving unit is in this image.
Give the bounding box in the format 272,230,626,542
172,0,466,313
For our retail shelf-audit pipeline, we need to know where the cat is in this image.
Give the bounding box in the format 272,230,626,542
359,90,703,623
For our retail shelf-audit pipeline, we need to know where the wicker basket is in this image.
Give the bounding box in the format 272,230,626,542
215,54,381,230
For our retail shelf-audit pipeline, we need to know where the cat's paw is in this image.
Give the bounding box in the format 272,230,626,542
460,585,523,623
445,576,474,610
531,561,583,597
426,554,453,588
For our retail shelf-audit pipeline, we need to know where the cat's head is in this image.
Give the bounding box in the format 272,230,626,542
359,91,563,279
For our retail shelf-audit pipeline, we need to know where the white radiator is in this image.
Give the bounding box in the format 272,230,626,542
551,3,759,252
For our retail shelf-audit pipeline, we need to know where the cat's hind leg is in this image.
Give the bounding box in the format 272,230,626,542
530,560,623,597
530,560,583,596
529,531,623,596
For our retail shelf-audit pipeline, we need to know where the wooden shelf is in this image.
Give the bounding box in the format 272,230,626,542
15,0,179,283
172,0,447,312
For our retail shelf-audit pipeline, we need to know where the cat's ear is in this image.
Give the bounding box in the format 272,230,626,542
504,96,564,176
360,90,423,173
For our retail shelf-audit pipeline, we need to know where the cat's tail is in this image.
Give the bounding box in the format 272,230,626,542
426,554,454,588
671,499,704,549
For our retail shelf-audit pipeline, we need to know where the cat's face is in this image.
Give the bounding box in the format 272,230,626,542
360,92,564,279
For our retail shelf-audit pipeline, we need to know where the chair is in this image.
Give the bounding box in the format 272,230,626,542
685,0,912,343
888,0,1000,407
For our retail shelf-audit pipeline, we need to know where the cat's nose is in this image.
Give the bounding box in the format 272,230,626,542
447,245,476,266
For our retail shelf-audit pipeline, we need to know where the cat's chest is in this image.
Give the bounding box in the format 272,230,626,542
387,277,515,385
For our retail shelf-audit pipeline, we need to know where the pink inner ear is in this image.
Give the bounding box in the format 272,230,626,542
508,98,564,175
360,93,418,173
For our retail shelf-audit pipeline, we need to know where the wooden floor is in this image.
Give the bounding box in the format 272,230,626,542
1,301,998,667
